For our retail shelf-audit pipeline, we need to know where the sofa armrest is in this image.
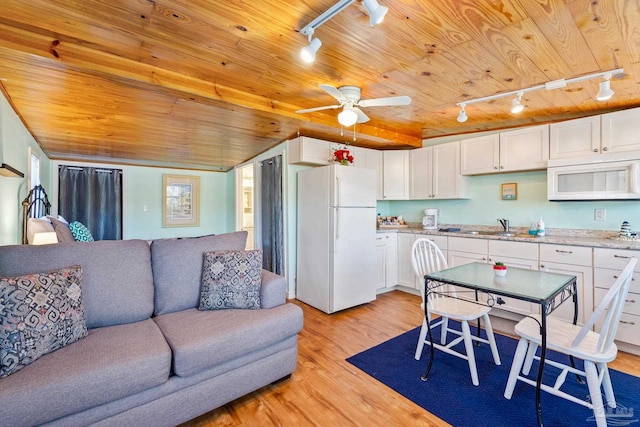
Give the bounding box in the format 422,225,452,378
260,269,286,308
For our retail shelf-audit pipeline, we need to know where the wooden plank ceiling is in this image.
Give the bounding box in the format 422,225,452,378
0,0,638,171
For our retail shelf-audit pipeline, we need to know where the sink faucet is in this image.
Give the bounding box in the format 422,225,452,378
498,218,510,232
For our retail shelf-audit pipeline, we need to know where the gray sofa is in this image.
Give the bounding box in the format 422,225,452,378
0,231,303,426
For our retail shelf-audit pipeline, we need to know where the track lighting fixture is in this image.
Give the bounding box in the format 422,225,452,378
301,37,322,63
338,106,358,127
510,92,524,114
362,0,389,26
455,68,623,121
457,104,468,123
299,0,388,64
596,74,614,101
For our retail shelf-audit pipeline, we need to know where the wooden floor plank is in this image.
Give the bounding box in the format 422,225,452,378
181,291,640,427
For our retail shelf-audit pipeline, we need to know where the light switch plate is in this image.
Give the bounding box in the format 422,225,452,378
594,209,606,221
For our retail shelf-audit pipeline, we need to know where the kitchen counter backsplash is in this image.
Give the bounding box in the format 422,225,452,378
377,223,640,250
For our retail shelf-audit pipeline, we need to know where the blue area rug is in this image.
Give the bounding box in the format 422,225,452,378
347,324,640,427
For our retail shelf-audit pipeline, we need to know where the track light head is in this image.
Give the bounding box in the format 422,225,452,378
511,92,524,114
363,0,389,26
596,75,614,101
301,37,322,63
457,104,468,123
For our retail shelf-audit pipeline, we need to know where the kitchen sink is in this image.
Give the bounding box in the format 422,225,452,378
461,230,536,238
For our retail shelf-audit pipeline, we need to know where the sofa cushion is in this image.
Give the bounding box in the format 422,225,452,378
153,304,304,377
0,265,88,378
0,318,171,427
69,221,94,242
151,231,248,315
199,249,262,310
0,240,154,329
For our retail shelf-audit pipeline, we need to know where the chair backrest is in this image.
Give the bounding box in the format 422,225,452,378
572,257,637,353
411,238,448,301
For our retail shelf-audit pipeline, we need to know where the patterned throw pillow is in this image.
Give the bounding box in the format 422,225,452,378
199,250,262,310
69,221,94,242
0,266,88,378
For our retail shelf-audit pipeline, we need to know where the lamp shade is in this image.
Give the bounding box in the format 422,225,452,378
32,232,58,245
363,0,389,26
301,38,322,63
338,109,358,127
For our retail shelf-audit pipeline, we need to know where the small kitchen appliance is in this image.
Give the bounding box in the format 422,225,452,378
422,209,438,230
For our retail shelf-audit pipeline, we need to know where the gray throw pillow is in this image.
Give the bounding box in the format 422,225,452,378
0,265,88,378
199,250,262,310
47,216,75,243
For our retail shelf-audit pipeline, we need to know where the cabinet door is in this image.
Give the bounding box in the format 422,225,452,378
353,147,383,200
549,116,601,159
383,151,410,200
397,233,417,288
490,255,538,317
433,141,468,199
409,146,432,199
539,262,592,325
461,134,500,175
601,107,640,153
374,236,387,290
385,233,398,287
287,136,335,165
499,125,549,172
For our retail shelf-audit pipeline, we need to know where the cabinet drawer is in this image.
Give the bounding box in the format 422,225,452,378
594,248,640,271
594,267,640,294
489,240,538,260
423,234,447,251
594,288,640,316
596,312,640,346
540,244,592,266
448,236,488,253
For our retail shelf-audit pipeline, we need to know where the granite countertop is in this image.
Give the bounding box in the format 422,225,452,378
376,224,640,251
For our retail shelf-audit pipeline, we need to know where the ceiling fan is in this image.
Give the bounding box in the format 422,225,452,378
296,84,412,127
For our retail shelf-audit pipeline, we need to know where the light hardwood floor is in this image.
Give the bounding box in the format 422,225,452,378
182,291,640,427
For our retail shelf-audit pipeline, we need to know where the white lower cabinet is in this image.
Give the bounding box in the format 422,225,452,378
539,244,593,325
397,233,447,291
594,248,640,347
375,233,398,291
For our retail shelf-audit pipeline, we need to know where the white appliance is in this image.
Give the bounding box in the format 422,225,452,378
296,164,377,314
422,208,438,230
547,153,640,200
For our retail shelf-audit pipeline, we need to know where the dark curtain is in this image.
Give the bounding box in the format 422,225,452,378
260,155,284,275
58,165,123,240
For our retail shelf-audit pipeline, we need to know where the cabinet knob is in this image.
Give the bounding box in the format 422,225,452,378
500,166,504,169
594,148,599,153
603,147,609,152
540,264,545,269
494,166,498,170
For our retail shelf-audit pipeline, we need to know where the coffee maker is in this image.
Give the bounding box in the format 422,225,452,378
422,209,438,230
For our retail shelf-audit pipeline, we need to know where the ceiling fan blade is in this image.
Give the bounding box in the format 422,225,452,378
353,107,370,123
296,104,341,114
358,95,412,108
319,84,348,102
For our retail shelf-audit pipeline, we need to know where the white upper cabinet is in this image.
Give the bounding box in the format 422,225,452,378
409,146,432,199
549,116,601,159
288,136,338,165
461,125,549,175
353,146,383,200
601,107,640,153
382,150,410,200
409,141,469,200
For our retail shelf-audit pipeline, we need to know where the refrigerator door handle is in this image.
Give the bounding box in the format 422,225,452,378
335,174,341,207
335,208,340,253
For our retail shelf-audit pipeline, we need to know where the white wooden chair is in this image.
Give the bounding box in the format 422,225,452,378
411,238,501,386
504,257,637,427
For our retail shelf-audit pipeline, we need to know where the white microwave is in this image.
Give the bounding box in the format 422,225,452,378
547,158,640,200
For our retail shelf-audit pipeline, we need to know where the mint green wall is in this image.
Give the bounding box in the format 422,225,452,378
379,170,640,232
0,93,52,245
123,166,229,240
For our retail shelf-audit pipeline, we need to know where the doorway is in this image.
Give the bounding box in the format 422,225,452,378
236,164,254,249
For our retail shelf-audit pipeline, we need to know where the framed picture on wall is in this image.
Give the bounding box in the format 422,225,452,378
501,182,517,200
163,174,200,227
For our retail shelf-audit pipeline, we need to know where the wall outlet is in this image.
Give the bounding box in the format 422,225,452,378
594,209,606,221
143,204,149,212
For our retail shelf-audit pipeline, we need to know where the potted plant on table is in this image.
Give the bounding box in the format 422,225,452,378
493,261,507,276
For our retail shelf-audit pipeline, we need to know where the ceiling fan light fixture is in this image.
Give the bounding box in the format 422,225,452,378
457,104,468,123
511,92,524,114
363,0,389,26
596,75,614,101
301,37,322,63
338,108,358,127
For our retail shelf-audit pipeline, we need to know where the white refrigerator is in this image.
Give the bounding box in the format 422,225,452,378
296,164,377,314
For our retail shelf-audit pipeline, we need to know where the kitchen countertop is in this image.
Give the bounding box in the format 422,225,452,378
376,224,640,251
